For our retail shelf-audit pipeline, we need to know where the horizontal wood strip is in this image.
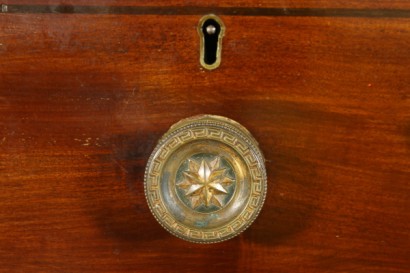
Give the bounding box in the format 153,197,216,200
4,0,410,9
2,4,410,17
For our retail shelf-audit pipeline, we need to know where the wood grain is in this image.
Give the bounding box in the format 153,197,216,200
0,6,409,273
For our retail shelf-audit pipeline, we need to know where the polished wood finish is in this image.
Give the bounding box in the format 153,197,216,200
0,3,409,273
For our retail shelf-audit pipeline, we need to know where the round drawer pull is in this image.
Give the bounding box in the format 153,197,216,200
144,115,267,243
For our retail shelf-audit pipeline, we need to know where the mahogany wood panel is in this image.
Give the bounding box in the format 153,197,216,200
1,5,410,273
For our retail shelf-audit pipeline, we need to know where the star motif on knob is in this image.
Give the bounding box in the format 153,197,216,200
177,156,235,209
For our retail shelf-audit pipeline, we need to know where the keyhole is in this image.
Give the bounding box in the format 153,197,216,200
202,20,220,65
198,15,225,70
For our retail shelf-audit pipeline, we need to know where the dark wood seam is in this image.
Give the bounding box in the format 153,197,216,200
2,5,410,18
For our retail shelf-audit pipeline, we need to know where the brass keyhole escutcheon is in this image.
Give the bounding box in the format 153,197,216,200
198,15,225,70
144,115,267,243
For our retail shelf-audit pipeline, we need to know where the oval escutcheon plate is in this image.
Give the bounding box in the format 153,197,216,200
144,115,267,243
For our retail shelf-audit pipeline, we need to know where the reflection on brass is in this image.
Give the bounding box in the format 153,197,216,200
144,115,267,243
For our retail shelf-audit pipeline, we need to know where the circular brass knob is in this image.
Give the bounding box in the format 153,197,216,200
144,115,267,243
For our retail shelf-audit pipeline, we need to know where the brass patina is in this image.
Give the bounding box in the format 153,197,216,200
144,115,267,243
